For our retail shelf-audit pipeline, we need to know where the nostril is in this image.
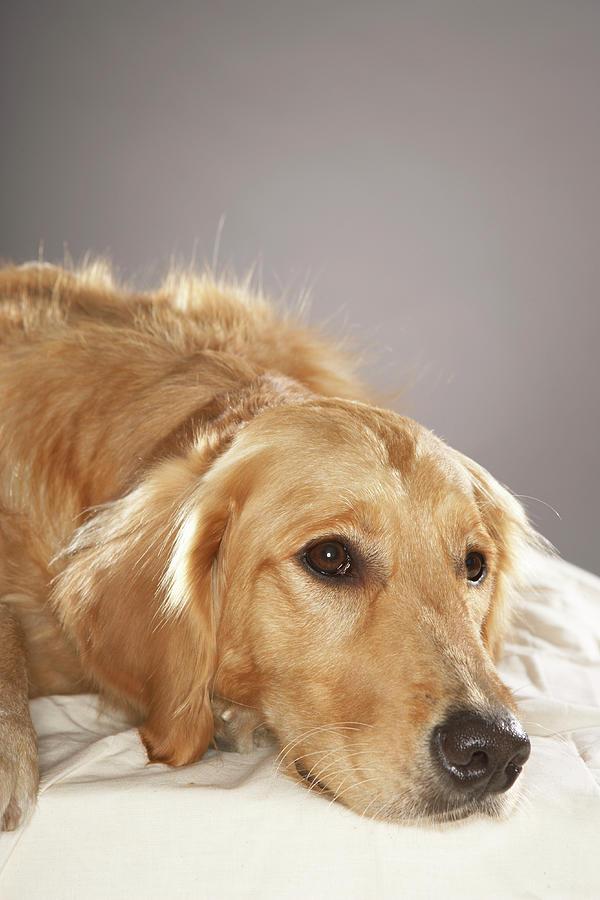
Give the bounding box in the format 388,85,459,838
496,736,531,792
465,749,488,777
437,726,491,784
432,709,530,796
439,732,488,775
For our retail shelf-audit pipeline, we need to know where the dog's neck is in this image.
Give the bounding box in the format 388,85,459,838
147,373,313,467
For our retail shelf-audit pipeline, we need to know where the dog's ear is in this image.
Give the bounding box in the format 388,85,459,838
458,454,542,661
52,454,230,766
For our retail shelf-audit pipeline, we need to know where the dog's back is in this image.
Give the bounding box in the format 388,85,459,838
0,262,367,397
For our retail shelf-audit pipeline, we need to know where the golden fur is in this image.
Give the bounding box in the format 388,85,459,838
0,262,538,830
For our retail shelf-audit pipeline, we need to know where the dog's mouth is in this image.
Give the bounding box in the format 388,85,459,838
294,762,510,824
295,761,332,794
407,785,510,825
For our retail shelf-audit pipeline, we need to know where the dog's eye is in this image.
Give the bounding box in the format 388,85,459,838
305,540,352,577
465,551,487,583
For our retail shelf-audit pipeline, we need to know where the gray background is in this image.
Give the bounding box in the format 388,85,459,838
1,1,598,574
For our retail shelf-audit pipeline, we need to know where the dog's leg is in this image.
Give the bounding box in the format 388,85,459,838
0,602,38,830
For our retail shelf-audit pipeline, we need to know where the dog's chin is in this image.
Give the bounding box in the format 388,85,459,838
294,763,521,826
375,786,521,826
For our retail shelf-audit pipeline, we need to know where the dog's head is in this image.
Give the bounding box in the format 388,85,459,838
54,393,536,823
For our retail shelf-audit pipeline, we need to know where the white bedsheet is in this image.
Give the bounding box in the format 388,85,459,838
1,552,599,899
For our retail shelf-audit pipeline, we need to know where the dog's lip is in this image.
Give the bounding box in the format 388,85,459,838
418,789,505,824
295,761,331,794
427,803,478,824
293,765,502,823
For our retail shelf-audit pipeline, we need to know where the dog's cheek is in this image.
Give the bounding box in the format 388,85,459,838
480,578,510,662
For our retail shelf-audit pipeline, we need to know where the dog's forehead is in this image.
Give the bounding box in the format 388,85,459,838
311,401,469,488
247,400,418,471
246,401,471,498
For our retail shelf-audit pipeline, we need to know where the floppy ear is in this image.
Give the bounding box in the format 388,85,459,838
51,455,229,766
458,454,542,661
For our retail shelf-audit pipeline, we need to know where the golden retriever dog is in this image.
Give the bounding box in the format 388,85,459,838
0,261,537,831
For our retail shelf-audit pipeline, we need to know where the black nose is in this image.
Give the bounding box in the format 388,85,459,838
431,710,530,795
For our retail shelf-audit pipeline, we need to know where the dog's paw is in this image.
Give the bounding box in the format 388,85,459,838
0,717,39,831
211,697,275,754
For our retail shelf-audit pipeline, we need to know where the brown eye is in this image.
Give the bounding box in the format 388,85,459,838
465,551,487,583
305,540,352,577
